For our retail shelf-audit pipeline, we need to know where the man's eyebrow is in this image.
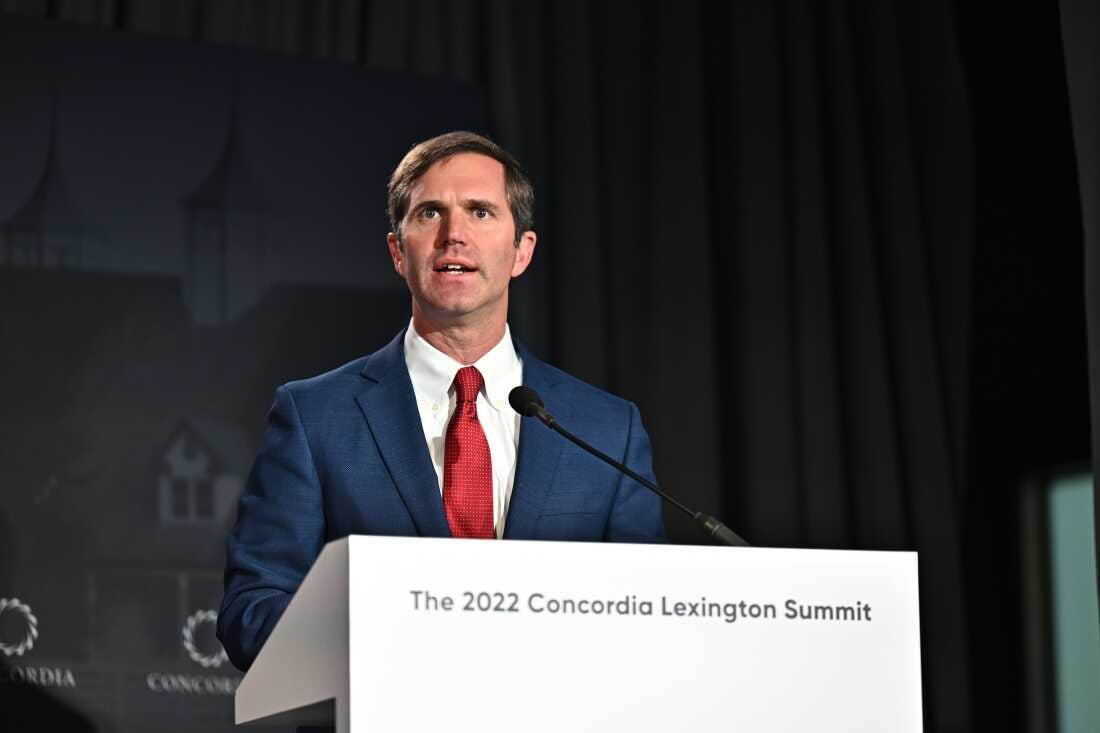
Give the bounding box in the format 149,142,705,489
408,199,444,216
463,198,501,212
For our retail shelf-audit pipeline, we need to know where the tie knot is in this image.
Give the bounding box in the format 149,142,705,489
452,366,484,403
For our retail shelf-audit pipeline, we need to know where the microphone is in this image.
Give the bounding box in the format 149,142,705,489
508,386,552,421
508,386,749,547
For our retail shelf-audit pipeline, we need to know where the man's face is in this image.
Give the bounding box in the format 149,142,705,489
387,152,536,330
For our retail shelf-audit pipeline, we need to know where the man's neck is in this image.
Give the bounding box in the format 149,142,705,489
411,314,507,366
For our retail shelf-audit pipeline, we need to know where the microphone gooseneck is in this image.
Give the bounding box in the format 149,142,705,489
506,386,749,547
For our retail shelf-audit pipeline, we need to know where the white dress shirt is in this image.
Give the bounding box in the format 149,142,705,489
404,320,523,539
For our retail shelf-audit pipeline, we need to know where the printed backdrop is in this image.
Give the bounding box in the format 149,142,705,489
0,15,484,732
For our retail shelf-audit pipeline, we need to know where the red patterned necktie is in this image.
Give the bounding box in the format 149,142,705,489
443,366,494,538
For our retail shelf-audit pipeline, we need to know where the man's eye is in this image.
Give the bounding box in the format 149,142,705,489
474,208,490,219
420,207,439,220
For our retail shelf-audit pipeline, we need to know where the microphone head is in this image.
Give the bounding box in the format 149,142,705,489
508,386,544,417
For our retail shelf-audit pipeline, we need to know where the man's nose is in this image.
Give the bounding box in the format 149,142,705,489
440,208,467,245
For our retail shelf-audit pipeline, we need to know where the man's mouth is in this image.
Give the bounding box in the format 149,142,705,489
434,264,476,273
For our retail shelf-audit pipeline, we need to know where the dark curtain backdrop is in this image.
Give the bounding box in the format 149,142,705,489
3,1,1002,731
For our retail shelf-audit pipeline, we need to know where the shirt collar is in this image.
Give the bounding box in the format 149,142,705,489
404,319,521,410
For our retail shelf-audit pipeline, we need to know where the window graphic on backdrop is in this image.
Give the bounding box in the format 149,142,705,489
0,14,485,732
157,423,243,526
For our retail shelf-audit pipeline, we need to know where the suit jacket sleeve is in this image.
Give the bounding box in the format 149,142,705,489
604,402,667,542
217,385,325,671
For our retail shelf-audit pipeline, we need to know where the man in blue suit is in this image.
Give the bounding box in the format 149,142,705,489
218,132,665,671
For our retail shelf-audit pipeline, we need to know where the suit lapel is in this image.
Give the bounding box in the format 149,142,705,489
355,332,451,538
504,343,572,539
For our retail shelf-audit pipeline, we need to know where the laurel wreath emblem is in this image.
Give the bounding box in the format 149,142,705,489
0,598,38,657
181,609,228,668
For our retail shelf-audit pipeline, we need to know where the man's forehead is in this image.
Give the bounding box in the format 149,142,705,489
409,152,507,199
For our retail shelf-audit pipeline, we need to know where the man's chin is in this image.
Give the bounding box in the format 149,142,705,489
415,299,505,329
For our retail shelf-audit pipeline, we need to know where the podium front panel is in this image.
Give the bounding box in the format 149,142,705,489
345,536,921,733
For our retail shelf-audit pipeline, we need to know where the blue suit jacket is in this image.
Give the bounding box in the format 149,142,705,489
218,330,665,670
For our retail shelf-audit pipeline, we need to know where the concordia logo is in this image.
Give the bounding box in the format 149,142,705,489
147,609,239,694
182,609,228,668
1,597,76,689
0,598,38,657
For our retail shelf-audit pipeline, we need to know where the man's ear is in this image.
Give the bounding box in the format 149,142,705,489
387,232,403,275
511,230,537,278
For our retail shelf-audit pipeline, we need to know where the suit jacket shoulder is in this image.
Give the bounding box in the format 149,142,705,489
279,332,399,414
513,342,638,428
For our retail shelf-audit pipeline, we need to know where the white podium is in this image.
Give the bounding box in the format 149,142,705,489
235,536,922,732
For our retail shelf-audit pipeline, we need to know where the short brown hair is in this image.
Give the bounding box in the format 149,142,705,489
387,131,535,246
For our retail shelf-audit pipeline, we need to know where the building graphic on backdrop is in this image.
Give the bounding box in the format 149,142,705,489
2,82,391,330
181,89,268,326
2,96,91,270
156,421,244,526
